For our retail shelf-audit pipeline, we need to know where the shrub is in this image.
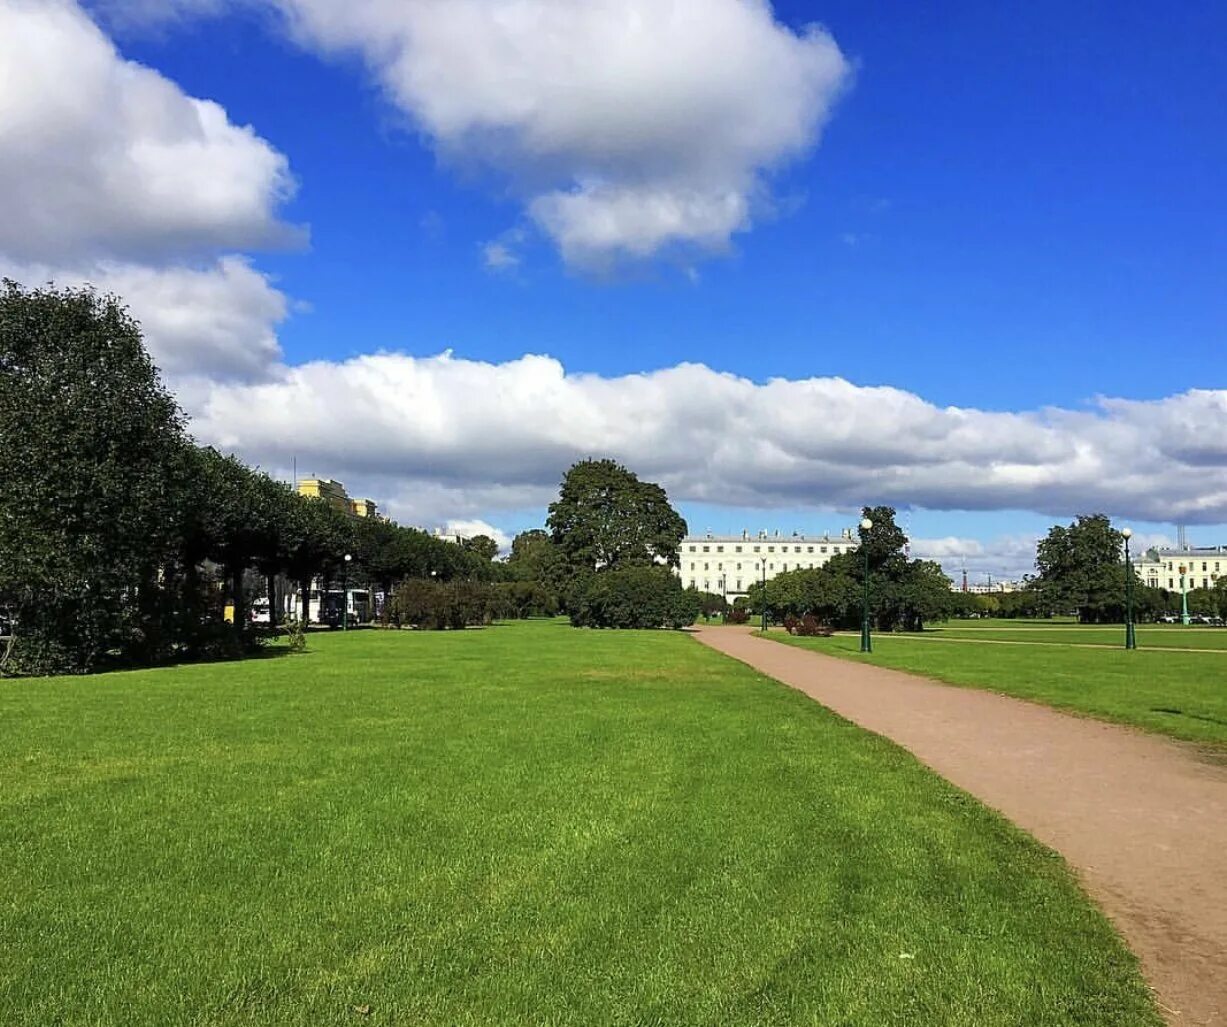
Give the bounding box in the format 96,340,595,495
726,607,750,625
570,567,700,630
795,613,833,637
389,579,498,630
285,619,308,653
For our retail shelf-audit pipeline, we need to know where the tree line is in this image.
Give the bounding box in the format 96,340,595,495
742,506,957,631
0,282,536,675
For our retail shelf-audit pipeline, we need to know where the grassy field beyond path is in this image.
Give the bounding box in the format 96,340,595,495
768,627,1227,747
0,623,1157,1026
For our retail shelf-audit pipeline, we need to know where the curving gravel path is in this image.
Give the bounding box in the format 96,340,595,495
693,626,1227,1026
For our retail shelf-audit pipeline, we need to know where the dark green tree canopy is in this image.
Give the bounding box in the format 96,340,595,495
0,282,189,672
462,534,500,562
547,459,687,571
1034,514,1129,623
748,507,958,632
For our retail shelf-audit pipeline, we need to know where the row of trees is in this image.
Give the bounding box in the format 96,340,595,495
1019,514,1222,623
0,282,511,675
744,507,957,631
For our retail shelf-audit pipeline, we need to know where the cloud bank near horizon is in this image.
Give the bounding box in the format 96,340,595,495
186,350,1227,534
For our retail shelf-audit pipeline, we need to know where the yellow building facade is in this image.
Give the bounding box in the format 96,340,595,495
296,478,379,520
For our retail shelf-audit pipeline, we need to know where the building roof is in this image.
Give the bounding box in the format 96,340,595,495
684,531,854,543
1144,545,1227,559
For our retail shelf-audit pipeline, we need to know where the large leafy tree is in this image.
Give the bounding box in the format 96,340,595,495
1034,514,1128,623
0,282,188,673
547,459,687,571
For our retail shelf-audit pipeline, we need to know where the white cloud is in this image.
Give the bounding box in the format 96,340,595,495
0,0,299,265
910,535,1042,585
481,241,520,272
182,351,1227,529
2,256,288,382
0,2,299,383
262,0,849,268
441,519,513,553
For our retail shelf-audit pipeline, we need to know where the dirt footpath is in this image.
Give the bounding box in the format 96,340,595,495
693,626,1227,1026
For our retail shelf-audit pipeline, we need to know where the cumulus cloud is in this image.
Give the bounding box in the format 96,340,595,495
441,519,513,553
2,256,287,381
184,351,1227,528
910,535,1042,585
261,0,849,268
0,1,299,382
0,0,299,264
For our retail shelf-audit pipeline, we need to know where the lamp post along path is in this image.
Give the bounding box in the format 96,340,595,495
342,553,352,631
761,559,767,634
1180,564,1190,626
1122,528,1136,650
859,517,873,653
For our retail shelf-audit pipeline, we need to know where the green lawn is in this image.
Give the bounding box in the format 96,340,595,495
768,628,1227,747
927,618,1227,650
1,623,1158,1026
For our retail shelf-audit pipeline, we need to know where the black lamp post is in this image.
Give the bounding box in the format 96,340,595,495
761,558,767,633
342,553,352,631
859,517,874,653
1122,528,1136,650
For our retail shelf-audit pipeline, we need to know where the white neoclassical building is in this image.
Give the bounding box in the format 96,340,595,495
675,529,859,600
1133,545,1227,592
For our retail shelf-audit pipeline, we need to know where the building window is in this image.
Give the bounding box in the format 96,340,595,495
736,579,742,590
1169,578,1174,589
717,546,724,553
704,563,709,571
1205,578,1210,589
769,563,774,571
736,563,741,571
688,545,696,553
782,563,788,571
718,563,723,571
820,546,827,553
807,546,814,553
1203,562,1208,572
735,546,742,553
753,545,760,553
689,579,695,588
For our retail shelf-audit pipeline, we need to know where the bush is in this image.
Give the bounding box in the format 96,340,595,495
570,567,700,629
285,619,308,653
785,613,833,637
389,579,498,630
726,607,750,625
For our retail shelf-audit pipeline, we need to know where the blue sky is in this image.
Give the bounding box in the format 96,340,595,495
5,1,1226,580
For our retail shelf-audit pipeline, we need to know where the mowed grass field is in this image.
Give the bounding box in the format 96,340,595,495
768,621,1227,747
930,618,1227,650
0,622,1158,1026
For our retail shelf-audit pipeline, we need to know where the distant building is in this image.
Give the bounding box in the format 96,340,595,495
963,581,1023,595
674,529,858,601
1133,546,1227,592
296,477,379,520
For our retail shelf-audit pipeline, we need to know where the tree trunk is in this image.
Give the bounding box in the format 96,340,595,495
299,575,312,626
230,564,246,642
266,573,279,628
